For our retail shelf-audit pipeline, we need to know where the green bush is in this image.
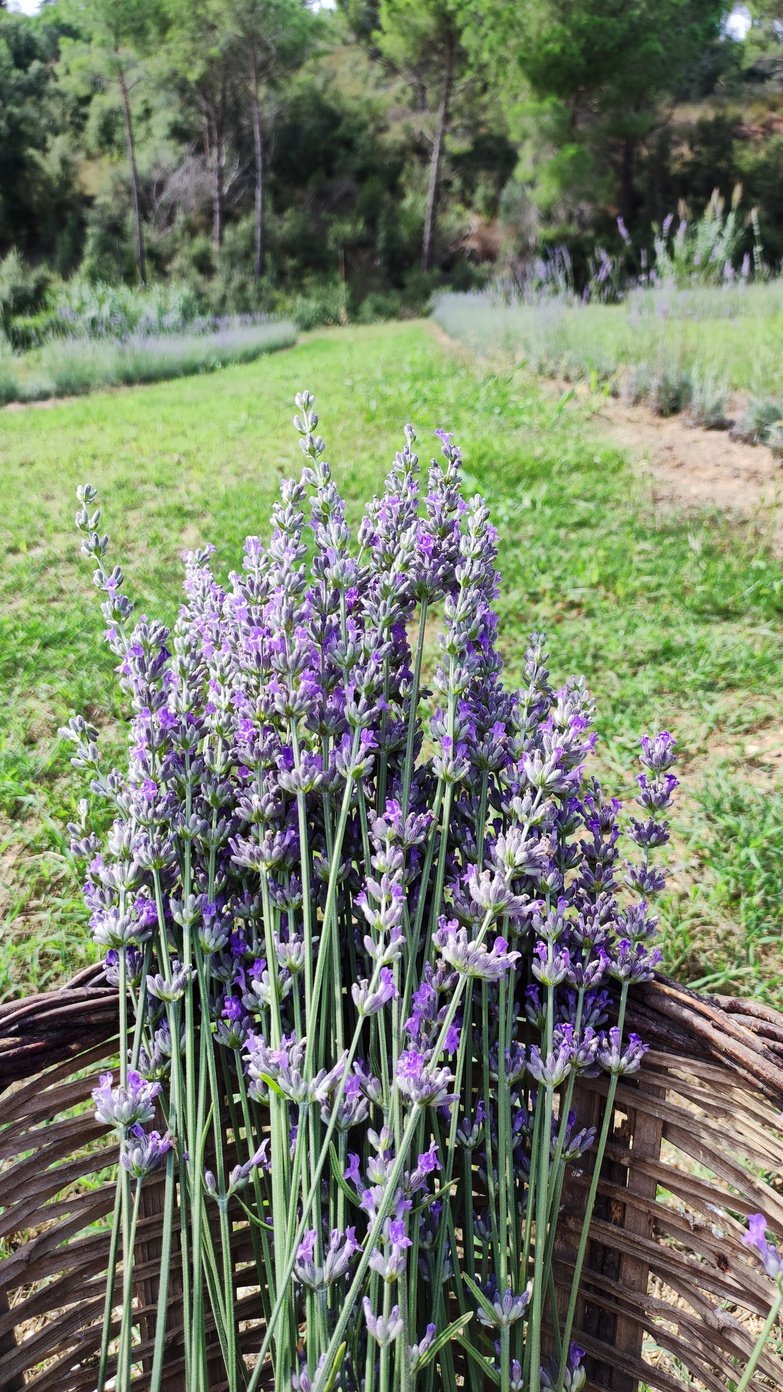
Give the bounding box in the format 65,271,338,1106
287,282,344,330
688,370,730,430
731,395,783,445
0,251,51,332
354,290,406,324
6,310,55,352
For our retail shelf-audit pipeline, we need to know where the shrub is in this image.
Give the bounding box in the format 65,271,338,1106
765,422,783,460
731,396,783,446
0,320,296,406
624,361,691,417
354,290,406,324
688,370,731,430
0,250,50,333
47,278,205,342
289,282,344,330
65,397,682,1392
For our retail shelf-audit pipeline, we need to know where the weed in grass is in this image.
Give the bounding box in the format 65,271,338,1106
766,422,783,460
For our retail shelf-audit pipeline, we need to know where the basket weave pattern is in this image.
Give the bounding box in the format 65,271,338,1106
2,968,783,1391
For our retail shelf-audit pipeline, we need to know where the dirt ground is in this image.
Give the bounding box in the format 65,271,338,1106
586,392,783,555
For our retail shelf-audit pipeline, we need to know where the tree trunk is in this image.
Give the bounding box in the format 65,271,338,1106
619,135,636,228
251,66,265,283
421,26,454,274
210,71,227,254
211,106,224,252
117,62,146,286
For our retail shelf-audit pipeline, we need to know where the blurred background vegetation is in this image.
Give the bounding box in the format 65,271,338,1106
4,0,783,328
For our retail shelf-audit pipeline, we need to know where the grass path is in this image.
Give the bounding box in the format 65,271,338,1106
1,320,782,997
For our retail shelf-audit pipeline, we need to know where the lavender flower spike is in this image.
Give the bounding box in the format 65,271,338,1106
120,1124,173,1179
477,1281,531,1328
597,1028,647,1076
295,1227,361,1290
744,1214,783,1283
395,1050,458,1108
434,919,520,981
93,1070,161,1132
363,1297,404,1347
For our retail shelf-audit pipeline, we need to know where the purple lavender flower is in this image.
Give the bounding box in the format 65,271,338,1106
369,1216,412,1281
363,1297,404,1347
147,959,193,1002
528,1040,572,1088
434,919,520,981
743,1214,783,1283
351,966,399,1016
476,1280,531,1328
222,1142,270,1197
245,1035,347,1105
120,1124,173,1178
541,1342,587,1391
597,1028,647,1076
395,1051,457,1108
409,1323,437,1371
93,1070,161,1131
69,399,682,1392
295,1226,361,1289
640,732,677,772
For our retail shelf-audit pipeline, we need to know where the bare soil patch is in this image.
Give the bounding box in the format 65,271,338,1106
430,323,783,552
589,394,783,554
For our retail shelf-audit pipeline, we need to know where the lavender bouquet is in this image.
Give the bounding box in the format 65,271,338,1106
64,393,678,1392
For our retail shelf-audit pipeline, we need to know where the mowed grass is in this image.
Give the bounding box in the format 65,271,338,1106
1,319,782,999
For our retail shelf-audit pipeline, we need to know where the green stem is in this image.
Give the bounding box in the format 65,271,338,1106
149,1148,176,1392
555,985,630,1389
736,1285,783,1392
118,1179,142,1392
313,935,487,1392
401,600,427,816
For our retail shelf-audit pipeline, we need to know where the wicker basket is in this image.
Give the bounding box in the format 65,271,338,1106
2,969,783,1392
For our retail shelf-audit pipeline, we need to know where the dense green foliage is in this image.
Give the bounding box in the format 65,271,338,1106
2,321,781,1003
5,0,783,315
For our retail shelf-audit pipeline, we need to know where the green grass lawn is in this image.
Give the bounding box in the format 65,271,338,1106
1,319,782,999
